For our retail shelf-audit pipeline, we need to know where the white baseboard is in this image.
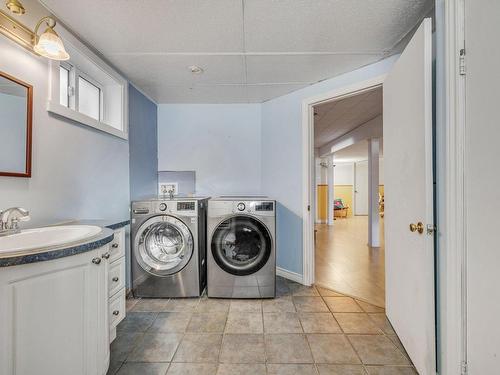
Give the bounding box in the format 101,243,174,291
276,267,304,284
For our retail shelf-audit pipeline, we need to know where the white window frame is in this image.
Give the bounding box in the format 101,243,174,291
47,27,128,140
59,63,71,108
60,61,105,122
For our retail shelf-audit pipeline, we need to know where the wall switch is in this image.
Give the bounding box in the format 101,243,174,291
158,182,178,196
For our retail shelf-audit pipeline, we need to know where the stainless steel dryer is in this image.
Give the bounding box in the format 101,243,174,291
131,197,208,298
207,197,276,299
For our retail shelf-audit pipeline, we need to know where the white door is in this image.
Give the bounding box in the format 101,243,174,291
354,160,368,215
383,18,435,375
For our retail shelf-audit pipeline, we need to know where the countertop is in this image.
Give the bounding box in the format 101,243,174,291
61,219,130,231
0,219,129,268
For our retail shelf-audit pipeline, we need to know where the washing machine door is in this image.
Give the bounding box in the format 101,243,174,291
134,215,194,277
211,215,272,276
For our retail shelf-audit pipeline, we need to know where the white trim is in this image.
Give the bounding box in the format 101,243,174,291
439,0,467,374
47,101,128,140
46,25,129,140
276,267,304,284
301,75,386,286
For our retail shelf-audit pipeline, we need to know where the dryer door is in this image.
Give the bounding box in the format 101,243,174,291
211,215,272,276
134,215,194,277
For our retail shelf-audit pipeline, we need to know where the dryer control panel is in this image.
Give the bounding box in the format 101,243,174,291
208,199,276,218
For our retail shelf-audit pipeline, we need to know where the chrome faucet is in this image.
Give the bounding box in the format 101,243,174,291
0,207,30,236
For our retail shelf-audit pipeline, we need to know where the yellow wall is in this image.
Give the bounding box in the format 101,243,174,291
317,185,328,221
334,185,354,218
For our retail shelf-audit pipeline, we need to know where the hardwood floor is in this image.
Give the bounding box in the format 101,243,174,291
315,216,385,307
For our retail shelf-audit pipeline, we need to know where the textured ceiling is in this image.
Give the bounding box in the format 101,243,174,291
314,87,382,148
40,0,433,103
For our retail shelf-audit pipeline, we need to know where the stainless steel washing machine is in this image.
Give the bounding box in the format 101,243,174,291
131,197,208,298
207,197,276,299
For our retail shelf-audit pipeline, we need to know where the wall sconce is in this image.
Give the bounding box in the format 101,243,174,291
33,16,69,60
0,4,69,60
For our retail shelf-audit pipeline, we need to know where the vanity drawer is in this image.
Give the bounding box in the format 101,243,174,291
109,289,126,330
108,258,125,298
109,228,125,263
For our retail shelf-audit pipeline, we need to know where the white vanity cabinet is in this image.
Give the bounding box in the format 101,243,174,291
0,245,110,375
107,227,126,342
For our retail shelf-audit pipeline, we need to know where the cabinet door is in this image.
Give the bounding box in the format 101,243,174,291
0,248,108,375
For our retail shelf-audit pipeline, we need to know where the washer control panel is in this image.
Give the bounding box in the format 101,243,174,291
153,200,198,216
237,202,246,211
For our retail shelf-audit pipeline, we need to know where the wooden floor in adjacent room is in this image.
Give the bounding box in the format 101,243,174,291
315,216,385,307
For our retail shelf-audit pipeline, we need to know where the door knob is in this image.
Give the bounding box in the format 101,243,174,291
409,222,424,234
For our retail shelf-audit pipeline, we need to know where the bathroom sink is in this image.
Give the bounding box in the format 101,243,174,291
0,225,103,257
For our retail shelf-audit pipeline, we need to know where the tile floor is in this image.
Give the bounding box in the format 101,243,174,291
108,277,417,375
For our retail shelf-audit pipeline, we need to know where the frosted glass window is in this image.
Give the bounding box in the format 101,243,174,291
78,77,100,121
59,66,69,107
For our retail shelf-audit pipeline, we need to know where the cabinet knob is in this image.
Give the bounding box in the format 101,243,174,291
92,257,101,265
113,310,119,316
102,252,110,259
112,277,119,282
111,243,119,248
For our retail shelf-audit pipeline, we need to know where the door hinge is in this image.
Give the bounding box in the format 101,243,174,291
461,360,468,375
459,48,466,76
307,205,311,212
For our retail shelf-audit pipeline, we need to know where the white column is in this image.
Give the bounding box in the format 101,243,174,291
368,138,380,247
327,155,335,226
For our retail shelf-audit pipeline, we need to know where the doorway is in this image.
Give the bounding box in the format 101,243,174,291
354,160,368,215
312,88,385,307
302,18,436,375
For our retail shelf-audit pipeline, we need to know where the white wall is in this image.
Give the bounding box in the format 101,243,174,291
0,22,129,227
157,104,262,197
334,163,354,185
334,159,383,186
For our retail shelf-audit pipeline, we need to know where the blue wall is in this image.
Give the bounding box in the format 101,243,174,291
261,56,399,275
129,84,158,201
152,57,399,277
157,104,262,197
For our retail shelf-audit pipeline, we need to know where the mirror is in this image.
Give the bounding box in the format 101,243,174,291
0,71,32,177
